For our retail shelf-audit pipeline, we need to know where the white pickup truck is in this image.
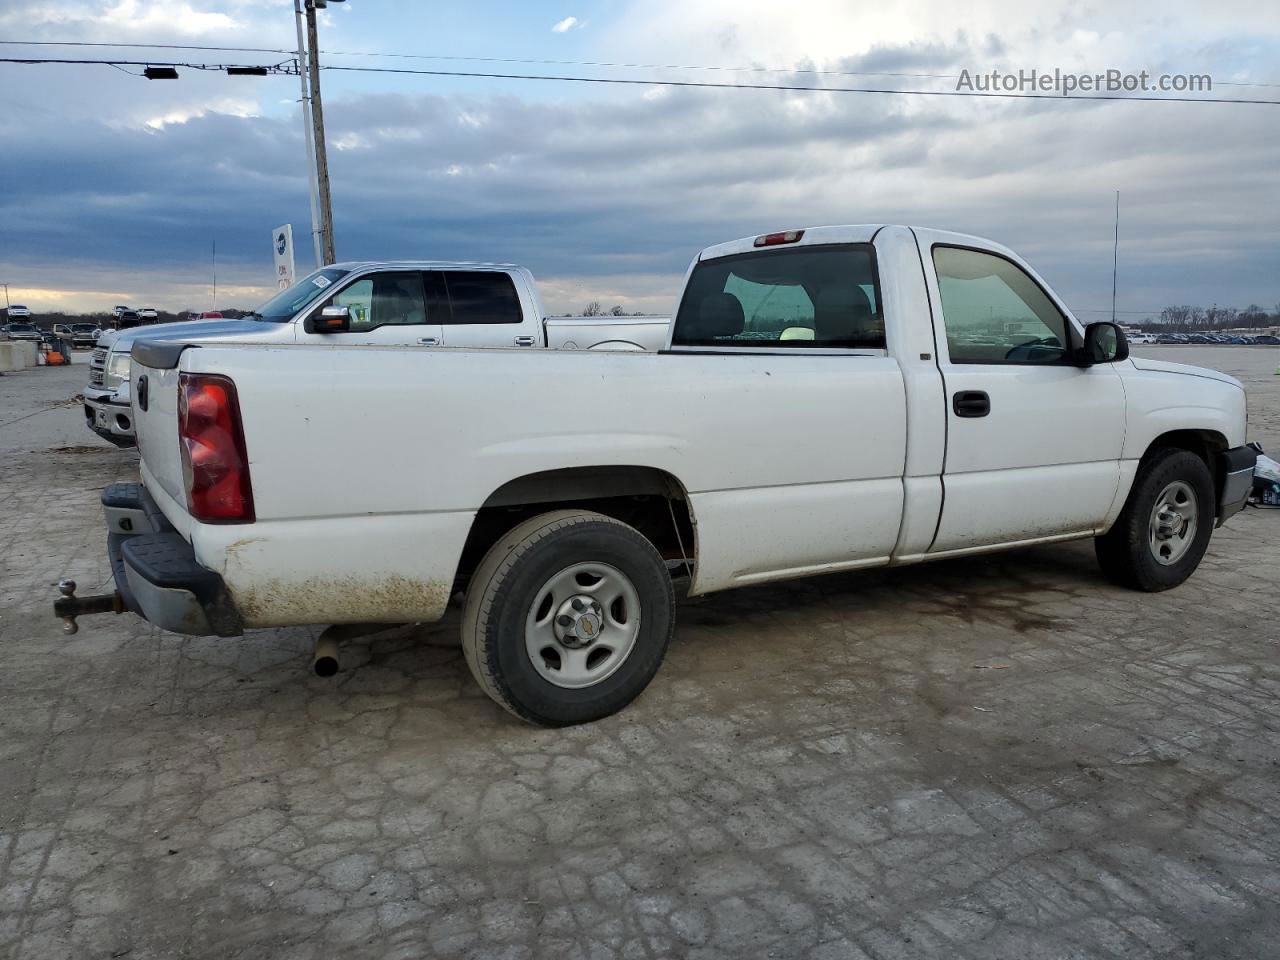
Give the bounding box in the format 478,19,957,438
83,261,669,446
57,225,1256,727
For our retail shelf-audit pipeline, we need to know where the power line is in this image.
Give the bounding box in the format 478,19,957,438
324,51,958,83
0,40,961,82
3,39,1278,89
319,63,1280,106
0,39,293,55
3,55,1278,105
0,57,295,74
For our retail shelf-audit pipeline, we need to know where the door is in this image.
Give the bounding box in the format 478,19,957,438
431,270,535,348
923,242,1126,553
302,271,443,348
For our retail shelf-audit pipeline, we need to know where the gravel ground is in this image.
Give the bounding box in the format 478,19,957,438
0,346,1277,960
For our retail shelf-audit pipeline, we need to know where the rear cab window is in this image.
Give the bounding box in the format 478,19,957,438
432,271,523,325
671,244,884,350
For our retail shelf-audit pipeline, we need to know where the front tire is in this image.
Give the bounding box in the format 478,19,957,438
461,510,675,726
1095,448,1215,591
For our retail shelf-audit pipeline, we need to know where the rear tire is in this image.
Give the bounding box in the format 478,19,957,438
1095,448,1214,592
461,510,675,726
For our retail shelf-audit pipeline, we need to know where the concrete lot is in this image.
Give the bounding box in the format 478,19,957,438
1,346,1277,959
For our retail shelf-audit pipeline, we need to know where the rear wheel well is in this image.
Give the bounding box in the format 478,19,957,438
455,467,695,593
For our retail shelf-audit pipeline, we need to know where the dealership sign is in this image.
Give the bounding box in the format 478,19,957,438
272,224,296,289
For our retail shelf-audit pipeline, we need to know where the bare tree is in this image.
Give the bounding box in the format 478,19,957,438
1240,305,1269,329
582,301,603,317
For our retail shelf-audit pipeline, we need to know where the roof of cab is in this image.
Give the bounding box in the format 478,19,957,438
326,259,521,271
696,225,1016,261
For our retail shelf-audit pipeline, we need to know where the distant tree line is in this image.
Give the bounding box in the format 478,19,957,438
1150,304,1280,333
579,301,651,317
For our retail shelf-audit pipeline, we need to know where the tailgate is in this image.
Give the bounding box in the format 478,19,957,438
130,341,191,512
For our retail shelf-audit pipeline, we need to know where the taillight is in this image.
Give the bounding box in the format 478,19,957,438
753,229,805,247
178,373,255,524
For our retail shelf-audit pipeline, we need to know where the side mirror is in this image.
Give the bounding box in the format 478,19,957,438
312,304,351,333
1078,321,1129,365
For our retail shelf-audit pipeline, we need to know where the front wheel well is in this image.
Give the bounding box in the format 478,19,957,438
454,467,695,593
1141,429,1229,504
1143,429,1227,464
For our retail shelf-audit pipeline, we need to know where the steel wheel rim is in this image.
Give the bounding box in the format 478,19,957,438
524,562,642,689
1148,480,1198,566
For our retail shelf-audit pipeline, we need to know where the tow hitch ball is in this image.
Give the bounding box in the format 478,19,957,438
54,580,126,635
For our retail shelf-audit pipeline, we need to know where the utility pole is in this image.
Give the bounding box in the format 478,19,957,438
305,0,336,265
293,0,323,269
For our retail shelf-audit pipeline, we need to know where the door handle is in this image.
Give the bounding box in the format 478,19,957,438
952,390,990,418
513,336,536,347
417,337,439,346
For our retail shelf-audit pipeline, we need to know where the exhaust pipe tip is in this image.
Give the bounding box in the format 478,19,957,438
313,633,340,677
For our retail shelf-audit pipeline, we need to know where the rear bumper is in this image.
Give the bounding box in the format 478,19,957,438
1217,445,1257,525
104,482,243,636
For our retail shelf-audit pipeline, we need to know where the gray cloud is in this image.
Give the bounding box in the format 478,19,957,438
1,21,1278,317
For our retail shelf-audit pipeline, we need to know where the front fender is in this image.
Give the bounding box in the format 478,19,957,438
1119,366,1247,458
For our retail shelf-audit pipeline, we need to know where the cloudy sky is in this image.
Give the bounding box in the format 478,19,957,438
1,0,1278,318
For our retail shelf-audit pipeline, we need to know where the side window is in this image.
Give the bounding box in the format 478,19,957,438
933,247,1069,364
327,272,427,332
672,245,884,349
330,279,373,330
438,271,523,325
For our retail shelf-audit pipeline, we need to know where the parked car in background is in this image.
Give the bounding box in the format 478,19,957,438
116,310,142,329
81,226,1255,726
70,323,102,348
196,311,223,320
138,308,158,321
83,261,671,446
110,306,131,323
6,305,32,320
2,322,41,342
1254,335,1280,345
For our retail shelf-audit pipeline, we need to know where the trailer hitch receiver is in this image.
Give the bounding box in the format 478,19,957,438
54,580,126,635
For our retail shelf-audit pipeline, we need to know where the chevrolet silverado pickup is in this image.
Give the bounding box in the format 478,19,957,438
59,226,1256,727
84,261,669,445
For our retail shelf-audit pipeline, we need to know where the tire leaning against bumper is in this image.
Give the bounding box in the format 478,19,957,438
461,510,675,726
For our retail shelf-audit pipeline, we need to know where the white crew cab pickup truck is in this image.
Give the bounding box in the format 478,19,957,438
58,225,1255,727
83,261,669,446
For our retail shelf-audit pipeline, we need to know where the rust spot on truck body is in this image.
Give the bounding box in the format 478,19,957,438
232,574,451,628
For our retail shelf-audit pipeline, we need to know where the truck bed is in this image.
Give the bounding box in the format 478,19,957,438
133,341,906,627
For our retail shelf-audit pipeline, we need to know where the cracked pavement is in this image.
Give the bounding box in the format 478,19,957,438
1,347,1278,959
